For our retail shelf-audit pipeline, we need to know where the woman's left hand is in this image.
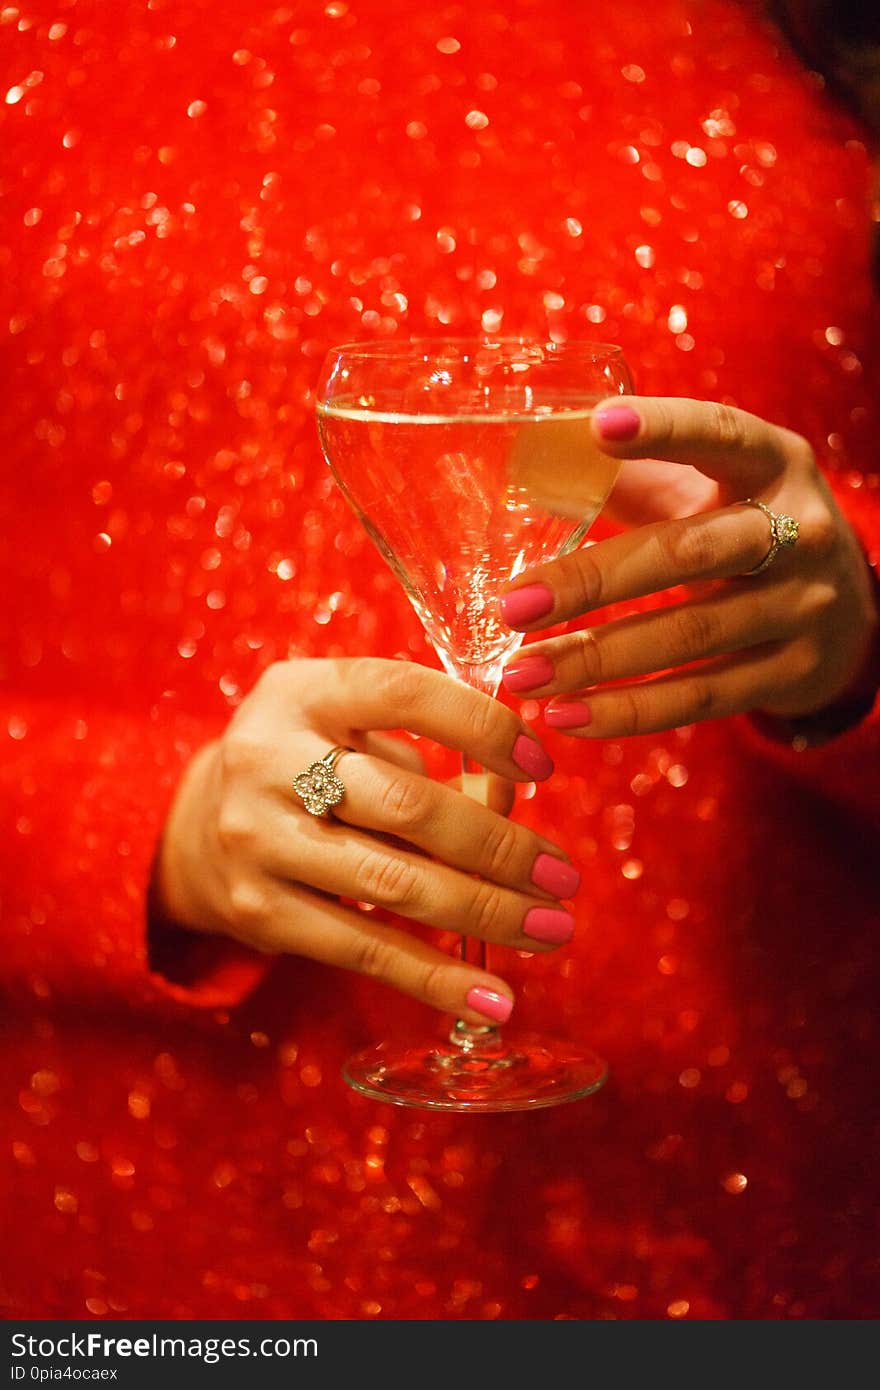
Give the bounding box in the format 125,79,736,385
499,397,878,738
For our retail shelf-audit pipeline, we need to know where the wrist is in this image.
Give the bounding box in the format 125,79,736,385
753,555,880,748
152,741,221,934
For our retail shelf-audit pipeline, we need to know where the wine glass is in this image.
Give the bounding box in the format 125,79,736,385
316,338,633,1111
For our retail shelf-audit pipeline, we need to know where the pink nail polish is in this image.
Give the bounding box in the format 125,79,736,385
512,733,554,781
500,584,554,627
466,986,513,1024
502,654,555,694
523,906,575,944
531,853,581,899
544,701,592,730
595,405,641,442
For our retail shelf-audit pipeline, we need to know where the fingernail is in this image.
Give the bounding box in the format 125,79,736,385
531,853,581,899
544,701,592,730
500,584,554,627
595,405,641,442
466,986,513,1024
523,906,575,945
502,654,555,694
512,733,554,781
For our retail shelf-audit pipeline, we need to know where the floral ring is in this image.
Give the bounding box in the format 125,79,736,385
293,746,355,817
740,498,800,576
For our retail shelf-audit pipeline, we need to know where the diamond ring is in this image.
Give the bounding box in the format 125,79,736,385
293,745,354,817
740,498,800,576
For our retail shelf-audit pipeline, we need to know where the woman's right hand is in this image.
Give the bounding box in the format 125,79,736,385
155,658,580,1025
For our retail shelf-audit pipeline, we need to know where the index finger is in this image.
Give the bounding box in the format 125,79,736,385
263,657,555,783
589,395,808,492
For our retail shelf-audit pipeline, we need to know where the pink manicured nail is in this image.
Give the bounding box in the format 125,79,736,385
466,986,513,1024
544,701,592,730
502,654,555,694
512,733,554,781
595,405,641,441
531,853,581,899
500,584,554,627
523,906,575,945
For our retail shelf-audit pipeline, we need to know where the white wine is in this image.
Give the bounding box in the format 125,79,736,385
318,341,626,1109
317,400,620,691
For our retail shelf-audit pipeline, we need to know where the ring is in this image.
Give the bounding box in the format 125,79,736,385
293,745,354,817
740,498,800,576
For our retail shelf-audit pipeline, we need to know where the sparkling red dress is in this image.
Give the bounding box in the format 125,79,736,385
2,0,879,1321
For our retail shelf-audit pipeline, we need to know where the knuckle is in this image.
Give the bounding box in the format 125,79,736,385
343,655,378,689
802,503,836,557
350,931,395,982
356,850,421,909
671,603,721,663
251,661,282,697
785,431,817,474
418,960,454,1009
376,773,432,831
788,639,821,683
261,659,289,687
803,580,838,619
255,658,304,701
467,692,504,748
659,520,717,578
711,401,746,451
574,629,603,685
216,802,256,853
615,685,651,736
567,548,604,611
468,881,508,942
481,817,523,883
648,399,678,449
227,877,267,929
220,728,267,780
372,660,423,717
688,679,718,723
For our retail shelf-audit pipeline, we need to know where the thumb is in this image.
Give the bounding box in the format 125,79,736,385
603,456,719,527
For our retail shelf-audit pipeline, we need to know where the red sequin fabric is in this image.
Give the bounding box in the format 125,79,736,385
1,0,879,1320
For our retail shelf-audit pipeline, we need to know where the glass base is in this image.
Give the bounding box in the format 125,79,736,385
342,1021,608,1112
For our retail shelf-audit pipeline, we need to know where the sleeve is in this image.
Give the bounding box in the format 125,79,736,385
0,691,270,1010
740,485,880,832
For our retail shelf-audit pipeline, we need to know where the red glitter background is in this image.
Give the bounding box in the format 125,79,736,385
1,0,879,1319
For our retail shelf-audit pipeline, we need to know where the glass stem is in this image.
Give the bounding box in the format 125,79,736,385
453,750,499,1051
459,749,489,976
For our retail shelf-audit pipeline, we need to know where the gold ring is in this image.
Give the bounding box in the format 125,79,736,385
740,498,799,576
293,745,355,817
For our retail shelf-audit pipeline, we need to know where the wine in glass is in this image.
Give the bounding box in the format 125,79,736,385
316,338,633,1111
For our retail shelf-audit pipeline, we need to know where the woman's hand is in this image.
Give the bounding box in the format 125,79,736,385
155,658,579,1023
499,397,878,738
